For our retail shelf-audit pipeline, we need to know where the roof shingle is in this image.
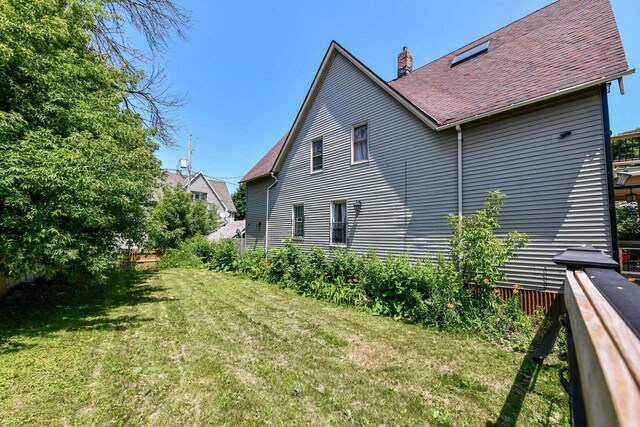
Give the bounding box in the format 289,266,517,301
241,133,288,182
389,0,629,125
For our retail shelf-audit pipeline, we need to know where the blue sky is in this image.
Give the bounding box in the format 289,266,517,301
149,0,639,190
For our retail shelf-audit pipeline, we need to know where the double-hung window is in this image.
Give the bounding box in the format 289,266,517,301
192,191,207,201
293,204,304,238
353,123,369,162
331,201,347,245
311,138,323,172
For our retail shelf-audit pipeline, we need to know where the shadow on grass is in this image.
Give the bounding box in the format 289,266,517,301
487,320,566,427
0,269,170,355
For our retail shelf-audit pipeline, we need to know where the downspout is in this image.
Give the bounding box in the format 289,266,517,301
456,125,463,225
601,84,619,263
265,172,278,253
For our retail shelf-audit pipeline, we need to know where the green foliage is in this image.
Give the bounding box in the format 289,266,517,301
616,203,640,240
448,191,529,299
266,239,320,289
146,186,218,249
160,247,204,269
237,248,268,280
208,239,239,272
231,182,246,220
0,0,162,279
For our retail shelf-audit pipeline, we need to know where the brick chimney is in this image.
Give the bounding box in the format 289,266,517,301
397,46,413,78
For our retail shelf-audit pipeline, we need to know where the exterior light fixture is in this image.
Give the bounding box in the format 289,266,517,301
353,200,363,215
559,130,572,138
626,190,637,203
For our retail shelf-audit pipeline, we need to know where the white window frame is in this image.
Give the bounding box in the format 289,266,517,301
329,199,348,247
310,137,324,174
192,191,207,201
292,203,305,239
351,121,370,165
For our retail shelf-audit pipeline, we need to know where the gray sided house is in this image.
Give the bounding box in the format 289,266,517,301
241,0,633,293
162,171,237,221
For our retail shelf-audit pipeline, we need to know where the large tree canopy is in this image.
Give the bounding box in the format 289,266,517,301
0,0,186,279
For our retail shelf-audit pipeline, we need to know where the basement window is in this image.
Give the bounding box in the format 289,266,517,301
451,40,490,66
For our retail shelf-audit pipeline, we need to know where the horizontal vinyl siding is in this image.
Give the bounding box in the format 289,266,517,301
462,89,610,292
246,177,271,250
189,176,224,213
254,53,610,294
268,52,458,259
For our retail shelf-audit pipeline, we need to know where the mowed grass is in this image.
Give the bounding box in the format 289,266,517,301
0,268,568,426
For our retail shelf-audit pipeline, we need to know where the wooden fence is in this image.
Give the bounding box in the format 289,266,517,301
119,249,162,269
495,286,563,316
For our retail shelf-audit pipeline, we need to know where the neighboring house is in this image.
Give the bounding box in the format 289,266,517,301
241,0,632,295
161,170,237,220
208,220,246,241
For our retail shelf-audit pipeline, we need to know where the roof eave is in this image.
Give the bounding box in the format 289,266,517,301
435,68,636,130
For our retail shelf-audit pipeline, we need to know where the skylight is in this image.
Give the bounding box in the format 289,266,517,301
451,40,491,66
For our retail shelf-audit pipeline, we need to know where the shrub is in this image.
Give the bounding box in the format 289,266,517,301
237,248,269,280
267,239,318,288
413,256,467,330
328,248,365,283
361,252,429,320
181,235,216,263
208,239,240,272
146,186,219,250
160,246,204,269
448,191,529,302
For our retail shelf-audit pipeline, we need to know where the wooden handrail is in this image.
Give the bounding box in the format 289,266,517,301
611,132,640,141
565,270,640,426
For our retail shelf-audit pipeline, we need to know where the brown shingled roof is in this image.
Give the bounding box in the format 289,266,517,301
241,132,288,182
389,0,629,125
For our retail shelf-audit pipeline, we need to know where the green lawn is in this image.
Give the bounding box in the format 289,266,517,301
0,268,568,426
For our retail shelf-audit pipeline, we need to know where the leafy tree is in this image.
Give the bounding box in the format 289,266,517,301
0,0,187,280
146,186,218,249
447,191,529,292
232,182,246,220
616,203,640,241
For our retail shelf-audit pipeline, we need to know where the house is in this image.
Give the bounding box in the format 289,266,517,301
241,0,632,296
207,220,246,241
161,170,237,220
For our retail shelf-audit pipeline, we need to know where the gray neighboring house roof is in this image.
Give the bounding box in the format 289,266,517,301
208,179,237,213
208,220,246,241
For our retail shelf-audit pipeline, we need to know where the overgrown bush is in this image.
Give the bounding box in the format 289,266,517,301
146,186,219,250
448,191,529,303
237,248,268,280
160,246,204,269
208,239,239,272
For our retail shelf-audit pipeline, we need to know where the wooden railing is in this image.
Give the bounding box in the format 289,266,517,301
554,246,640,426
564,269,640,426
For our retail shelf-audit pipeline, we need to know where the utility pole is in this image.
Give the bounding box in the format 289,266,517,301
187,134,193,192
